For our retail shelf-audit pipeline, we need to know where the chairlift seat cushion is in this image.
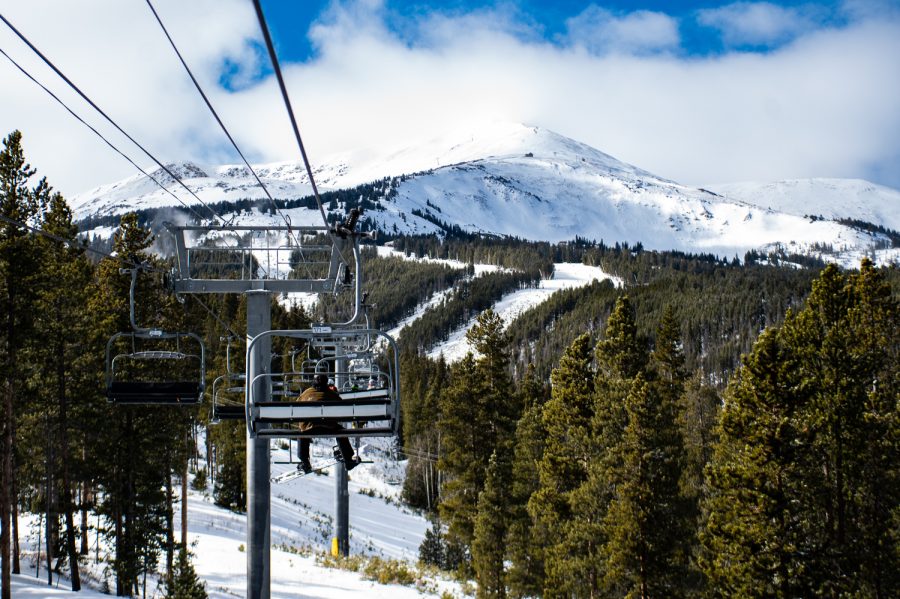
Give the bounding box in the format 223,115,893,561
255,396,392,423
108,381,203,405
213,404,246,420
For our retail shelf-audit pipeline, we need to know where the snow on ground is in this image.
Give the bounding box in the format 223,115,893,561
388,286,456,340
12,573,111,598
430,262,621,362
14,436,460,598
277,291,320,313
377,245,503,276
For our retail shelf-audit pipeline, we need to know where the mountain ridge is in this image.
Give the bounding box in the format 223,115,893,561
71,122,900,266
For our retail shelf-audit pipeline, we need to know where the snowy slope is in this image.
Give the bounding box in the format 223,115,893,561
428,262,621,362
71,122,899,264
707,178,900,232
14,438,459,598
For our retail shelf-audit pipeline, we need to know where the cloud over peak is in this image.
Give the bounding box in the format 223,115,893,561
1,0,899,196
564,6,681,56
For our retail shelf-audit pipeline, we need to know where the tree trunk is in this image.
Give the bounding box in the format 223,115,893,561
165,467,174,584
181,429,189,547
10,425,18,576
115,504,123,596
45,409,53,586
124,412,136,596
79,483,90,556
58,354,81,591
1,382,11,599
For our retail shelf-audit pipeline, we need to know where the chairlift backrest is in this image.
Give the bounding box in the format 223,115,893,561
106,330,205,405
105,265,206,406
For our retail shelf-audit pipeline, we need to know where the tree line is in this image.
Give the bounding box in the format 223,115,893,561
0,131,298,598
402,260,898,597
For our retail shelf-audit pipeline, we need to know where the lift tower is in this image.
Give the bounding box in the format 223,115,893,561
166,223,400,599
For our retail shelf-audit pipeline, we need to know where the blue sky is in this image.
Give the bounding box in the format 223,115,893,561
1,0,899,194
259,0,850,62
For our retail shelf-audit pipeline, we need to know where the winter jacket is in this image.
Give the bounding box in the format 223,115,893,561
298,384,343,432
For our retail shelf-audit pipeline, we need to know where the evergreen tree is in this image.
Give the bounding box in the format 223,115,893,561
529,333,595,597
700,328,806,597
438,352,482,552
505,364,547,598
439,309,518,555
32,194,93,591
701,262,899,596
472,446,513,599
562,296,649,598
165,547,207,599
601,374,689,598
419,517,445,568
781,261,900,594
0,130,50,599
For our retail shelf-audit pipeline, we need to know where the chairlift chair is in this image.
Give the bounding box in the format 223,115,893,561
105,265,206,406
106,329,205,405
245,327,400,440
211,338,247,421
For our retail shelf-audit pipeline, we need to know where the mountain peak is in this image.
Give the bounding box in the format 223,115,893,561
69,123,900,267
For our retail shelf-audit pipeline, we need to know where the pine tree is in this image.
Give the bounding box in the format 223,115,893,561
505,364,547,598
439,309,518,556
601,373,689,598
165,547,207,599
0,130,50,599
700,328,807,597
529,333,595,597
31,193,93,591
841,260,899,596
561,296,649,598
472,446,513,598
438,352,483,552
419,517,445,568
779,261,900,594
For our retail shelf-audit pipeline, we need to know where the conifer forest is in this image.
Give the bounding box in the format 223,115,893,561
1,126,899,599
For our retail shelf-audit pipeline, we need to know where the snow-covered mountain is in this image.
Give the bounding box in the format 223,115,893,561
71,122,900,265
707,178,900,232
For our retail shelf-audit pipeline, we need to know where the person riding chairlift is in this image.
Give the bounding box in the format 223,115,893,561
297,373,360,473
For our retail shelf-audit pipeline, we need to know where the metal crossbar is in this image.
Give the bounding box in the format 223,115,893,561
166,224,348,294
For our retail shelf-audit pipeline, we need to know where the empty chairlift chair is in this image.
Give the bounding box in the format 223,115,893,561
211,336,247,421
106,331,206,405
105,265,206,406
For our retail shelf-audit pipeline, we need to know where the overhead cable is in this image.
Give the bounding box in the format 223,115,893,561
188,294,242,340
0,12,225,224
144,0,303,248
250,0,350,265
0,46,210,224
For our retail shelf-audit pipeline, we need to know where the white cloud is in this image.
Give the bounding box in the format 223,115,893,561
564,6,681,55
697,2,823,47
1,0,899,200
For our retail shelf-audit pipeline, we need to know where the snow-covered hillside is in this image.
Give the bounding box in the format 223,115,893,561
71,122,899,265
707,178,900,232
428,262,622,362
15,438,460,598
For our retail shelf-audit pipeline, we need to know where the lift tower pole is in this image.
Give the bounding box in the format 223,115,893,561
334,345,349,556
246,290,272,598
167,224,345,599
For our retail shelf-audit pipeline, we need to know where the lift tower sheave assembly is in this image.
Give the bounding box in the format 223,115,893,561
165,223,400,599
